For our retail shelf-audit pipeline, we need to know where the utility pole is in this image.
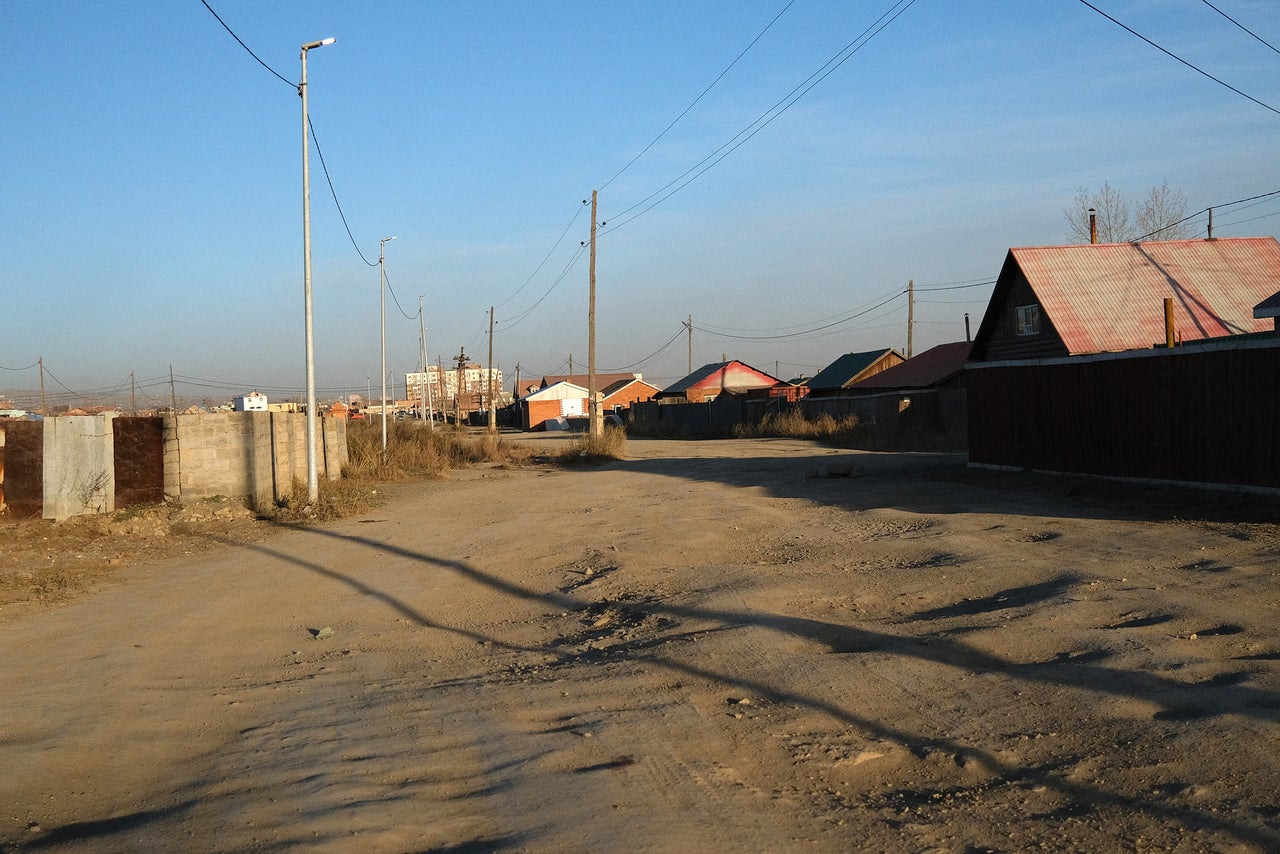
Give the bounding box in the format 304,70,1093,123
588,189,601,438
906,278,915,359
568,353,573,377
379,236,396,456
38,356,47,416
418,296,434,431
453,348,467,426
130,371,137,415
685,315,693,374
487,306,497,434
169,365,177,414
300,36,335,505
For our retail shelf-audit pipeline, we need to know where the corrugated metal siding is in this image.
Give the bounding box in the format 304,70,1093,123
968,341,1280,488
1012,238,1280,355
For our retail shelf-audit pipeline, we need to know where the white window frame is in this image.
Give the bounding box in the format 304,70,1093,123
1015,304,1041,336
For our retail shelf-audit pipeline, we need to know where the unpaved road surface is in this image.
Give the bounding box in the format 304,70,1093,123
1,438,1278,852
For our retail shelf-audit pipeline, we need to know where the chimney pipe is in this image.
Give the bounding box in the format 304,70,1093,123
964,312,971,342
1207,207,1214,239
1164,298,1175,348
1088,208,1097,244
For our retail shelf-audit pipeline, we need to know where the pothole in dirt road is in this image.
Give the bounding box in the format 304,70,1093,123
557,549,621,592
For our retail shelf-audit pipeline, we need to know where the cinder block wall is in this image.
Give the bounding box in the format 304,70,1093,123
171,412,347,508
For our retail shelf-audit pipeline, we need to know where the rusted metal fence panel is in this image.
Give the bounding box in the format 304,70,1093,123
113,417,165,508
1,421,44,518
968,341,1280,488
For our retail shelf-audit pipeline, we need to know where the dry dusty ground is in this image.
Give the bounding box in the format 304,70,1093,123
1,437,1278,853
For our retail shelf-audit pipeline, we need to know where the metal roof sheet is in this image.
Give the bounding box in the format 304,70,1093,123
849,341,972,390
1010,237,1280,354
808,349,901,391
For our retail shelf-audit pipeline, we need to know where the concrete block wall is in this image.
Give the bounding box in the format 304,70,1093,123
174,412,347,506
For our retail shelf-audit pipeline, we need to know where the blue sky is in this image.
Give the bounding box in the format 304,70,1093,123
3,1,1279,406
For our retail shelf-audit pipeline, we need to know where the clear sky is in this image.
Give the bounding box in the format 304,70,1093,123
3,1,1279,407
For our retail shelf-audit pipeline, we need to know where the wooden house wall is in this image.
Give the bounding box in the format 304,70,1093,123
973,267,1070,362
968,343,1280,488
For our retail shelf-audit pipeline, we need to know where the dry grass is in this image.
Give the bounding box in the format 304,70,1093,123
267,421,551,523
557,425,628,464
733,410,863,442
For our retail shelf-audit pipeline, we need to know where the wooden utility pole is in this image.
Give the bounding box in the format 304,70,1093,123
487,306,497,434
453,348,467,426
906,279,915,359
568,353,573,376
38,356,47,416
130,371,137,415
588,189,601,438
169,365,178,414
686,315,693,373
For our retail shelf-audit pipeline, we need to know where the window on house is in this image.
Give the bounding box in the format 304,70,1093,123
1015,304,1041,336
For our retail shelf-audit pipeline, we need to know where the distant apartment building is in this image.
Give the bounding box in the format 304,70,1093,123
233,391,268,412
406,363,503,412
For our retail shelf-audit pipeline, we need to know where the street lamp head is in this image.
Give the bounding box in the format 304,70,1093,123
302,37,336,51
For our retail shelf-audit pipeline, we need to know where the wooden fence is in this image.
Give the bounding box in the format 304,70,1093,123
967,338,1280,489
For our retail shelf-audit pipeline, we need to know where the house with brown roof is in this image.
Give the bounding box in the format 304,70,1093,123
971,237,1280,361
599,377,660,411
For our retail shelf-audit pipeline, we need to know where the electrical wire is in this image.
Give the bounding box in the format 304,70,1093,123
693,289,906,340
308,117,380,267
600,327,686,373
600,0,920,234
1196,0,1280,56
198,0,295,88
495,200,590,311
598,1,796,193
1077,0,1280,116
696,285,907,333
497,244,589,329
0,360,40,371
381,270,422,321
1130,188,1280,241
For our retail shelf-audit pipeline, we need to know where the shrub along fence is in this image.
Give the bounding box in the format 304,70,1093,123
0,411,347,520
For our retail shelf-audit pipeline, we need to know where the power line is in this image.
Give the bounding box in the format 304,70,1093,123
494,200,590,311
1196,0,1280,56
697,286,907,334
601,0,920,234
598,1,797,192
693,289,906,341
1130,188,1280,241
496,243,589,329
308,117,380,267
600,327,686,373
198,0,295,88
1077,0,1280,116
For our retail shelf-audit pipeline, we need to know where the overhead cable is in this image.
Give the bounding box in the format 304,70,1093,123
598,0,797,192
1077,0,1280,116
1196,0,1280,56
601,0,920,233
198,0,295,88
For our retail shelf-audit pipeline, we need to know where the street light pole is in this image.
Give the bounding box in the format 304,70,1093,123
300,36,334,505
379,235,397,456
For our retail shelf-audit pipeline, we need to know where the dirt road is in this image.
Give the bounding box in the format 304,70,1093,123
1,438,1278,852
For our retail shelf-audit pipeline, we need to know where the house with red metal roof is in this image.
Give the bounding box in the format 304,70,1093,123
656,361,796,403
971,237,1280,361
847,341,971,394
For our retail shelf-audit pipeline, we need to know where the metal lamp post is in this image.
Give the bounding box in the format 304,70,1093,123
379,235,397,455
300,36,334,505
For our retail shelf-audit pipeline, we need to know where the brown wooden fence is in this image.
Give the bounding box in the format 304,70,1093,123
967,338,1280,489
